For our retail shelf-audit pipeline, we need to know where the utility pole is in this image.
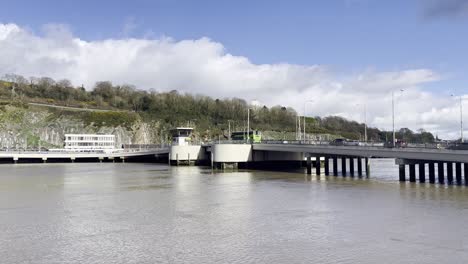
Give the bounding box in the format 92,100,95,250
247,108,250,143
452,94,464,143
461,96,464,143
303,100,313,143
392,89,404,147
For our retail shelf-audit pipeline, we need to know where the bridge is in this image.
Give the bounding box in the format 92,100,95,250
252,143,468,184
0,148,170,163
2,141,468,185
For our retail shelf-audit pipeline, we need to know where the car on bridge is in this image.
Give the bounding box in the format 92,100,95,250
329,138,346,146
384,139,407,148
447,142,468,150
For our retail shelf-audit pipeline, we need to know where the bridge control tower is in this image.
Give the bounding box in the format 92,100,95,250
170,127,193,146
169,127,206,165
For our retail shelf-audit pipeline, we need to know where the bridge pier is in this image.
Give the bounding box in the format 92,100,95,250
409,164,416,182
419,162,425,183
306,154,312,175
447,162,454,184
341,157,347,176
349,157,355,177
324,157,330,176
428,162,435,183
456,162,462,185
42,157,47,163
357,157,363,176
365,157,370,177
315,156,321,175
399,164,406,181
333,157,338,176
438,162,444,184
465,163,468,186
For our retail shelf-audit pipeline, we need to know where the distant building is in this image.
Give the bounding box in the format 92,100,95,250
64,134,115,151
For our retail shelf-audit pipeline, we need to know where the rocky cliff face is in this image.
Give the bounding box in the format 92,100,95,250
0,104,163,149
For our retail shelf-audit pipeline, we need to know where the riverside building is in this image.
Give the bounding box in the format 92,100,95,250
64,134,116,152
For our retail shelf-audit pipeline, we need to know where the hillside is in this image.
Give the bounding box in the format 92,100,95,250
0,74,435,148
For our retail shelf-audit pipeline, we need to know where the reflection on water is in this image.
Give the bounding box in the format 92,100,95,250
1,161,468,263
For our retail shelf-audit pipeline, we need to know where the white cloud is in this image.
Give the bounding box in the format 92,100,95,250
0,23,466,139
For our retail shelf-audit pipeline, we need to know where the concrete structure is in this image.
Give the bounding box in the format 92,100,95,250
64,134,115,151
168,127,207,165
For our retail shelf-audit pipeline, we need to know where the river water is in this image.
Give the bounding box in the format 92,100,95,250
1,160,468,263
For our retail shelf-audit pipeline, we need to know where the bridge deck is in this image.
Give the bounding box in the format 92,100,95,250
0,148,169,159
253,144,468,163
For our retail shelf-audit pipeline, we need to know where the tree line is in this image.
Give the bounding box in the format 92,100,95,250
0,74,435,143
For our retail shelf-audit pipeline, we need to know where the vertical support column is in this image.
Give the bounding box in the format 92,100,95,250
210,152,214,169
365,157,370,177
349,157,355,177
464,163,468,186
341,156,347,176
409,164,416,182
332,157,338,176
306,154,312,175
399,164,406,182
455,163,462,185
437,162,444,184
428,162,435,184
324,157,330,176
418,162,425,183
447,162,454,184
315,156,321,175
176,153,179,166
357,157,363,176
188,153,191,166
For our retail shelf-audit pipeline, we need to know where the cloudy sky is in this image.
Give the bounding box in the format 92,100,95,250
0,0,467,139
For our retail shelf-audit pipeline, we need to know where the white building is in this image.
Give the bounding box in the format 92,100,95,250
64,134,115,152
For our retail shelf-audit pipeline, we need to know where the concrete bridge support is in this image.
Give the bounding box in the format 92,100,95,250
455,163,462,185
419,162,425,183
332,157,338,176
315,156,321,175
349,157,355,177
447,162,454,184
409,164,416,182
357,157,363,176
341,157,347,176
306,154,312,175
428,162,435,183
324,157,330,176
465,163,468,186
438,162,444,184
365,157,370,177
399,164,406,181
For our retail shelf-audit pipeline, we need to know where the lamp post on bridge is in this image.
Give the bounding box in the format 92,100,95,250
303,100,314,143
356,103,367,142
451,94,465,143
392,89,405,147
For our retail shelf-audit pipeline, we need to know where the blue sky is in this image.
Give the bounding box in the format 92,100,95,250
1,0,467,93
1,0,468,137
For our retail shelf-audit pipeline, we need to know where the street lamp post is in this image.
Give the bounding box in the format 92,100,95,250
451,94,464,143
247,107,250,143
392,89,404,147
303,100,313,143
356,103,368,142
